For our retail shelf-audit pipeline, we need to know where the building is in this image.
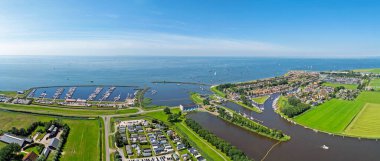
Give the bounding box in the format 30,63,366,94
49,138,60,149
180,104,199,112
22,152,38,161
0,133,29,147
42,147,51,158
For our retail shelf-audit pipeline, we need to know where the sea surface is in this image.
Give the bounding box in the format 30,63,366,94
1,56,379,90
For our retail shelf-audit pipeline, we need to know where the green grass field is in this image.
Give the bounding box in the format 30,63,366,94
0,103,138,117
354,68,380,74
61,119,101,161
345,103,380,138
0,110,101,161
293,91,380,138
0,91,18,97
252,95,270,104
369,79,380,90
322,82,358,90
294,99,364,133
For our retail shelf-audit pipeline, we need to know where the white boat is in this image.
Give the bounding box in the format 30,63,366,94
321,145,329,150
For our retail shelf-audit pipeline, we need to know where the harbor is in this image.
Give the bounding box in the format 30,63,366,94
27,85,138,103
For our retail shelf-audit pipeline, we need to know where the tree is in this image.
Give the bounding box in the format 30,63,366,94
0,143,22,161
115,131,124,147
164,107,171,114
203,99,210,105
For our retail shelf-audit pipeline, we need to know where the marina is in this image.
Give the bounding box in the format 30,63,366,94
27,86,137,102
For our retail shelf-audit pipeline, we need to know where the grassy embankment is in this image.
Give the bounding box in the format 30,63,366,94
0,110,101,161
322,82,358,90
252,95,270,104
113,109,231,161
292,91,380,138
210,86,226,98
0,103,138,117
190,92,204,105
232,101,262,113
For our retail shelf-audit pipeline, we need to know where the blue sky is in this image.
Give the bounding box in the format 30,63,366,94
0,0,379,57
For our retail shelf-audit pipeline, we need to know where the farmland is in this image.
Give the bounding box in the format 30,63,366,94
293,91,380,138
353,68,380,74
369,78,380,90
345,103,380,138
322,82,358,90
0,110,101,161
294,99,364,133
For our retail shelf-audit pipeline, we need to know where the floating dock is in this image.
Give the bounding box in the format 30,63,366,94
99,87,116,102
53,88,64,100
65,87,77,99
88,87,103,101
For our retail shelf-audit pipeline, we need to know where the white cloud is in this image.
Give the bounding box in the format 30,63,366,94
0,32,299,56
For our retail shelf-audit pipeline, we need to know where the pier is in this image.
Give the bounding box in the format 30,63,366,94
53,88,64,100
65,87,77,99
88,87,103,101
99,87,116,102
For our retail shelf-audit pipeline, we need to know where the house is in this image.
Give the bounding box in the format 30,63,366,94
126,145,133,155
49,127,58,138
172,153,180,161
180,104,199,112
47,125,55,132
22,152,38,161
0,133,28,147
49,138,60,149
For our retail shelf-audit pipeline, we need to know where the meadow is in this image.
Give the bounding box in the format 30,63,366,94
345,103,380,138
294,91,380,138
0,110,101,161
369,79,380,90
322,82,358,90
354,68,380,74
294,99,364,133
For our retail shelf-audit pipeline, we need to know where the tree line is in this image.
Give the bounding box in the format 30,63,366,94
185,119,252,161
218,108,288,141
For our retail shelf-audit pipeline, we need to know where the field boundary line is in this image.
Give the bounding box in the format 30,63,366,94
344,103,368,133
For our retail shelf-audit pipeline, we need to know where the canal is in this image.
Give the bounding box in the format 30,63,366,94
187,94,380,161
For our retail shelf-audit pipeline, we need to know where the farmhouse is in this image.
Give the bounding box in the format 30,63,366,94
22,152,38,161
0,133,31,147
49,138,60,149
